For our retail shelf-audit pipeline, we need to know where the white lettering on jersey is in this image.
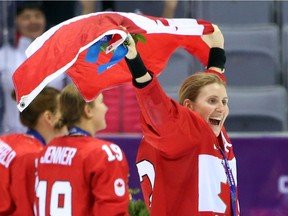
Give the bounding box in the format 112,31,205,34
199,155,237,213
114,178,126,197
0,140,16,168
36,181,72,216
136,160,155,206
40,146,77,165
102,144,123,162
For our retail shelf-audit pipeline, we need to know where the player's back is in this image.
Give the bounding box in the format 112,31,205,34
35,135,130,216
0,134,43,215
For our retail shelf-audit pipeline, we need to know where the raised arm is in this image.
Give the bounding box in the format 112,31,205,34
124,24,226,84
124,34,152,85
202,24,226,74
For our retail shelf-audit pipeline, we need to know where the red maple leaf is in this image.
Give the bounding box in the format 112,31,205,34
117,181,123,188
218,181,232,215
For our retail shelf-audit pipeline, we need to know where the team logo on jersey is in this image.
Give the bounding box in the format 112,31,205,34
114,178,125,196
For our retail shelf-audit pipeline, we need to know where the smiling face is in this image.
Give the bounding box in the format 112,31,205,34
179,72,228,137
186,83,229,136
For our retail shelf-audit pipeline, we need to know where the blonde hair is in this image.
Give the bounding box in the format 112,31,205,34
178,72,226,105
59,84,94,129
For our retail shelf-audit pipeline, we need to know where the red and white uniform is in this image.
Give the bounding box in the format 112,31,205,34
35,135,130,216
0,134,43,215
134,78,240,216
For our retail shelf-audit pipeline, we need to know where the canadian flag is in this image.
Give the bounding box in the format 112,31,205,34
12,12,213,111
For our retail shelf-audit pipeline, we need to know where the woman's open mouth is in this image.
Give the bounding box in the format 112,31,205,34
209,118,221,126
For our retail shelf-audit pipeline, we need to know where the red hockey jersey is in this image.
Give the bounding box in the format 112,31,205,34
0,134,43,215
34,135,130,216
134,78,240,216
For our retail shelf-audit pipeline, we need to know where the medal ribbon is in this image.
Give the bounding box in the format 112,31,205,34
68,127,91,137
219,147,237,216
26,128,46,145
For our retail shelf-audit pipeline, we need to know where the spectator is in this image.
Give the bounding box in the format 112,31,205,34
0,2,68,134
34,83,130,215
0,86,67,215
